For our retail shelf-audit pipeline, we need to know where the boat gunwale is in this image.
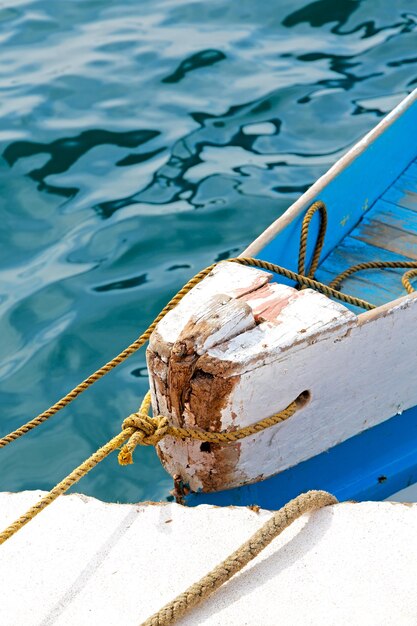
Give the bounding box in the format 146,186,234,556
242,88,417,322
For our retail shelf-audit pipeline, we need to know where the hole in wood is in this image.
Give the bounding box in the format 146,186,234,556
200,442,212,453
295,390,311,408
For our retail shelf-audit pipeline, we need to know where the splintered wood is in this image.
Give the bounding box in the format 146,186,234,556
147,263,355,492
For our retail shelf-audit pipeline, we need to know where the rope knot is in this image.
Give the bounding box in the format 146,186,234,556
119,409,169,466
122,412,169,445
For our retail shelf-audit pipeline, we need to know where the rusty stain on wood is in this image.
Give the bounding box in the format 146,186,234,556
147,264,288,492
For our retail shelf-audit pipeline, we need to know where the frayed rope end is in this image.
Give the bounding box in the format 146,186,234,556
118,447,133,466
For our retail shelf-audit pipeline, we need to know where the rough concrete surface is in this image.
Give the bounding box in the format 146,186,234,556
0,491,416,625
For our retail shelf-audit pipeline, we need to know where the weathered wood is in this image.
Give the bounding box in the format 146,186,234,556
317,198,417,307
147,260,417,493
148,263,270,416
148,263,294,491
383,160,417,211
147,263,360,492
355,220,417,261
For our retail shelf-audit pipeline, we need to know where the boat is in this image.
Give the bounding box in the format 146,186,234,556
2,89,417,625
147,87,417,509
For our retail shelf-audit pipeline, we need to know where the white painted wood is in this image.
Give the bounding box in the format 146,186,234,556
1,491,416,626
218,291,417,485
147,262,417,492
148,263,357,491
153,262,271,349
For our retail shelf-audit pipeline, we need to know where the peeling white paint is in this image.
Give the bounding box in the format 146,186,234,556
147,262,417,492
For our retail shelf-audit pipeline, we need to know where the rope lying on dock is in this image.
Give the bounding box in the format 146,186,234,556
142,490,338,626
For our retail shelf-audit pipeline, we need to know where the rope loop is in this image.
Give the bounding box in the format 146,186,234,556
402,268,417,294
298,200,327,281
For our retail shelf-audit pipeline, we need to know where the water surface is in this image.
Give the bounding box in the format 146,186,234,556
1,0,416,502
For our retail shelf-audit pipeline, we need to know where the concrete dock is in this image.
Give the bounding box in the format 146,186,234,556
1,491,416,625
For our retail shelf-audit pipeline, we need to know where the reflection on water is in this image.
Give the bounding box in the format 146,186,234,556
162,49,227,84
0,0,416,503
3,129,161,198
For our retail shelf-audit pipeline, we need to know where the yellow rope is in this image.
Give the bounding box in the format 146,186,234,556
298,200,327,279
295,199,417,295
403,268,417,293
0,429,130,546
0,264,215,449
142,490,338,626
296,200,417,295
118,390,301,466
0,392,301,545
329,260,417,292
0,209,377,452
233,258,374,310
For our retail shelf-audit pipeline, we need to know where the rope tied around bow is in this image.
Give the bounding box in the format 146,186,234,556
0,390,301,546
120,414,170,461
118,391,302,466
119,392,170,465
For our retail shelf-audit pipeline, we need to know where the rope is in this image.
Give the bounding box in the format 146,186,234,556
329,260,417,292
118,390,301,466
0,430,130,546
298,200,327,279
0,393,302,545
233,258,374,310
141,490,338,626
403,268,417,294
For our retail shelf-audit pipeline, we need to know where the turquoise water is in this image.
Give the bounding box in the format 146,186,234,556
1,1,416,503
